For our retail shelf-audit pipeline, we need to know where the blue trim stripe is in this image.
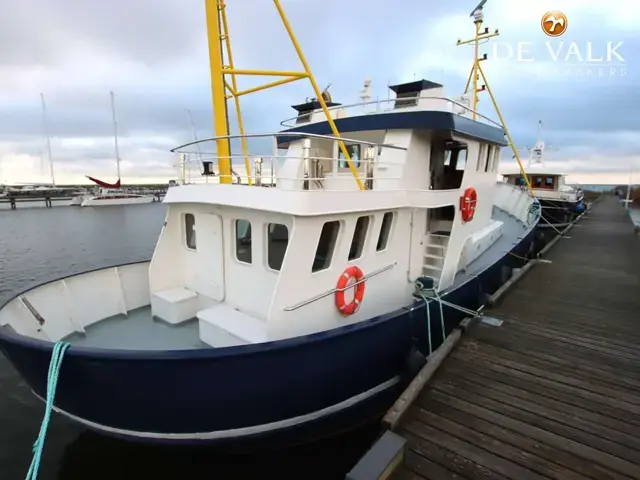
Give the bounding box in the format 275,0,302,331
278,111,507,147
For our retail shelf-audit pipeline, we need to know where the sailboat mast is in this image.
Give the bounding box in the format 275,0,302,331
40,93,56,187
110,91,121,183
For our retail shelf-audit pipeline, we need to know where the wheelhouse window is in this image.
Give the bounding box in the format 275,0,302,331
185,213,196,250
313,221,340,272
349,216,370,261
338,144,361,169
485,145,492,172
267,223,289,271
477,144,487,172
377,212,394,252
235,219,252,264
492,146,500,171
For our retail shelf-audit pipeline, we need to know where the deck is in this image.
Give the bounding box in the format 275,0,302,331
352,195,640,480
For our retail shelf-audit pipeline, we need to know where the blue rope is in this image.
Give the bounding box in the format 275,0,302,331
414,278,481,355
26,341,70,480
527,201,542,226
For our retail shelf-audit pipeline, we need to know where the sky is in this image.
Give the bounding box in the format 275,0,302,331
0,0,638,186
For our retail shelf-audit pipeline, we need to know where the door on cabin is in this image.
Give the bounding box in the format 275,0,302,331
194,213,225,301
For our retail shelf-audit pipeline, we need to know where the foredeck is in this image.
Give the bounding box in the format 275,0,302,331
364,195,640,480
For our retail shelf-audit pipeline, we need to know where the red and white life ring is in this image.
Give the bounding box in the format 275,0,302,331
459,187,478,223
335,266,366,316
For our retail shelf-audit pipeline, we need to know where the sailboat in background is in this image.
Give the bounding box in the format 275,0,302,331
75,91,154,207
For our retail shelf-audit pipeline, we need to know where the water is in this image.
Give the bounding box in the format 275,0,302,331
0,204,377,480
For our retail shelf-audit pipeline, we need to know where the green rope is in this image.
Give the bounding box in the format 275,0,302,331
414,278,482,354
26,341,70,480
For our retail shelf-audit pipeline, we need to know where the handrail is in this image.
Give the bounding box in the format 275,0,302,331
283,262,396,312
278,96,503,129
171,131,408,153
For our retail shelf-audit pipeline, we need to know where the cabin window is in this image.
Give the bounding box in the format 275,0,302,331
377,212,394,251
435,141,466,190
313,221,340,272
185,214,196,250
485,146,492,172
235,219,252,264
456,149,467,171
492,147,500,171
349,216,370,261
477,145,487,172
267,223,289,271
338,144,361,169
394,91,419,109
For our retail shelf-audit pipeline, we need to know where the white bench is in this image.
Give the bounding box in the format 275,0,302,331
198,305,268,347
151,287,199,324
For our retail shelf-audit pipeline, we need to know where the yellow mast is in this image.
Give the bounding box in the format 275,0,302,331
456,1,534,196
204,0,365,190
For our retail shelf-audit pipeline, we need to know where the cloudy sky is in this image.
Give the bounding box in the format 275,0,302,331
0,0,638,186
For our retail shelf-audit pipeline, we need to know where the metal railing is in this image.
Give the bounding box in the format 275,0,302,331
171,132,407,191
282,262,397,311
278,96,503,129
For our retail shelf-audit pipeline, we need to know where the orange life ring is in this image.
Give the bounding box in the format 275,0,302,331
459,187,478,223
335,266,366,316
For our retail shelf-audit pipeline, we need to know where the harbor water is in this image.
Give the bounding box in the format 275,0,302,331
0,204,378,480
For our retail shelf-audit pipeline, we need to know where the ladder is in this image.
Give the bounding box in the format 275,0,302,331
422,233,450,286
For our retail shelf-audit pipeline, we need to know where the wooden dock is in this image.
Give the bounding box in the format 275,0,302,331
351,195,640,480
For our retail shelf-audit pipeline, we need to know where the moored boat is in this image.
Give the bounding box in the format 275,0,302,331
502,121,586,229
0,0,539,447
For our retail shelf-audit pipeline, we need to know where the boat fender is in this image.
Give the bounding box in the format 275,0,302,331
335,266,365,316
459,187,478,223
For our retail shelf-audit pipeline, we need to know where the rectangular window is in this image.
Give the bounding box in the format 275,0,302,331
313,221,340,272
185,214,196,250
349,216,370,261
267,223,289,271
377,212,394,252
485,145,492,172
492,146,500,171
338,144,361,169
235,219,252,264
477,145,487,171
456,148,467,171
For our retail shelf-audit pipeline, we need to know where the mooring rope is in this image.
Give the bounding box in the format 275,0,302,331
26,341,70,480
413,278,481,354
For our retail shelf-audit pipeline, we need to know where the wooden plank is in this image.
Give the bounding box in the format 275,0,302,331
450,348,640,413
402,422,547,480
422,389,640,479
425,381,640,472
476,312,640,354
409,406,589,480
467,325,640,389
420,397,630,480
468,323,640,377
456,340,640,394
430,367,640,451
400,430,511,480
403,450,465,480
440,360,640,439
494,322,640,363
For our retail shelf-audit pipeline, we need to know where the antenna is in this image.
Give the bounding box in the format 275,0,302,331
110,91,121,183
456,0,534,195
186,109,204,184
40,93,56,187
359,78,372,103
